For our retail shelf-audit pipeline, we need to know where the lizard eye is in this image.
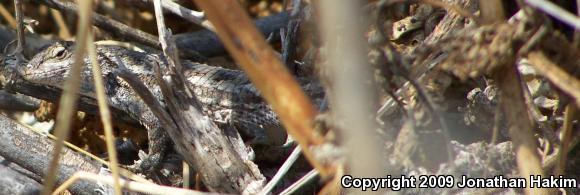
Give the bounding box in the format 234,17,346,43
55,49,66,58
51,45,67,59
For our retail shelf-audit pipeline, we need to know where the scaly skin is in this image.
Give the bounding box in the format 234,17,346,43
22,41,323,172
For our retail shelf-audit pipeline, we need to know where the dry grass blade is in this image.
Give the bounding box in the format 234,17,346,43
556,105,576,175
0,4,17,28
525,0,580,30
182,161,190,189
52,172,210,195
279,170,318,195
190,0,331,177
260,147,302,194
86,34,122,194
40,1,93,194
50,9,71,39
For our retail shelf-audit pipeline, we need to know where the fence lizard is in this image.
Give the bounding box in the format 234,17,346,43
391,4,445,41
17,41,323,172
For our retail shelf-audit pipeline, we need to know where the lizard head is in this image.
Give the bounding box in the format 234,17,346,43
24,41,75,86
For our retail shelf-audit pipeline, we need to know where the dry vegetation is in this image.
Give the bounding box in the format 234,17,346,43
0,0,579,194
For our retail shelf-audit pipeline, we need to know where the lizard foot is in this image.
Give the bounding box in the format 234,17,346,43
131,150,163,175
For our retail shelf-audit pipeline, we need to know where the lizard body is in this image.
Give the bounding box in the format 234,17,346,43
21,41,322,170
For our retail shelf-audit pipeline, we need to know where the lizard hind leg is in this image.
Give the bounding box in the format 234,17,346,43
137,121,170,170
109,78,171,177
125,107,171,178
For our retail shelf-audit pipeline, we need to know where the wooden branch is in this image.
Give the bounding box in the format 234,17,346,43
150,1,264,192
38,0,160,49
0,157,42,195
2,74,143,129
0,154,43,182
0,114,103,194
190,0,332,178
119,61,263,192
154,61,265,193
0,90,40,112
38,0,288,59
174,12,289,57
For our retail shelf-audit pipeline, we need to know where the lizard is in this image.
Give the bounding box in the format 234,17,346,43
391,4,445,42
14,41,324,172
